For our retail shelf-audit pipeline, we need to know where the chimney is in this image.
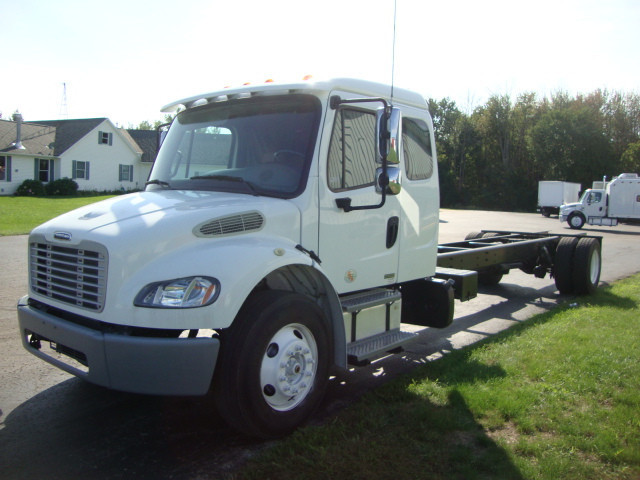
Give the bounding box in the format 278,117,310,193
12,111,26,150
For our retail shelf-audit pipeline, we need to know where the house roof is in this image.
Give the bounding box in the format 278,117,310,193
0,119,56,156
126,129,158,163
33,118,106,155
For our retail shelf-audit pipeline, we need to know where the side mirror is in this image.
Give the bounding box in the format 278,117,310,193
375,107,402,165
376,165,402,195
156,122,171,150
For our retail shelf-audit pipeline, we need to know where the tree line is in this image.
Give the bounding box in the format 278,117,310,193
428,90,640,211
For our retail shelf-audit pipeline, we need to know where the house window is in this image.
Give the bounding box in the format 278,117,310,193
72,160,90,180
98,131,113,145
0,155,11,181
35,158,54,182
119,164,134,182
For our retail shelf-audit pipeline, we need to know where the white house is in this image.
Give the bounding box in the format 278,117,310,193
0,114,156,195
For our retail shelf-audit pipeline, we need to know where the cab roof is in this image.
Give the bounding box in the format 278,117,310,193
161,77,427,113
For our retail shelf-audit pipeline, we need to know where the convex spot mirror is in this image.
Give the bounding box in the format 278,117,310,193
375,106,402,165
376,165,402,195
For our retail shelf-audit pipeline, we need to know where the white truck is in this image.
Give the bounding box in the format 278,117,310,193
560,173,640,229
538,181,581,217
17,78,603,438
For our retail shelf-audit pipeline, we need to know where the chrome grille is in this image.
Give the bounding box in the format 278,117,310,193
195,211,265,237
30,240,108,312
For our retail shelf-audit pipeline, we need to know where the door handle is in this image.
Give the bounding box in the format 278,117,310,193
386,216,399,249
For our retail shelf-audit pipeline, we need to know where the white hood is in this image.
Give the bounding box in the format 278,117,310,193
33,190,299,244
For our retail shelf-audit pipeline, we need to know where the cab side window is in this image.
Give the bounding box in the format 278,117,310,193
327,108,377,191
403,117,433,180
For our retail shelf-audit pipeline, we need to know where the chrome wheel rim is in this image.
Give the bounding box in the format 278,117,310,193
260,323,318,411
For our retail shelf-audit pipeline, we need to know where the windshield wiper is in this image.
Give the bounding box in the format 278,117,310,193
190,175,260,196
145,179,172,188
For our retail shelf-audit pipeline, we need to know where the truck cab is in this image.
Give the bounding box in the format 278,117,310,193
560,188,607,228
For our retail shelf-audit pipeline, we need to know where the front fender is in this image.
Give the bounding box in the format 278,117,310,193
113,236,319,330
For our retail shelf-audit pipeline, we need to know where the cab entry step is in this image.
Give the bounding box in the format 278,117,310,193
347,329,417,366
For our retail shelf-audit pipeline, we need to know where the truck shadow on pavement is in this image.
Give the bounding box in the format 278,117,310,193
1,379,266,480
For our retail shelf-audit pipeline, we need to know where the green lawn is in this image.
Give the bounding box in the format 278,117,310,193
0,196,114,235
237,275,640,480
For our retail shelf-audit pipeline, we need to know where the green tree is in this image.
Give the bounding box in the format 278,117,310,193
530,99,611,189
620,141,640,173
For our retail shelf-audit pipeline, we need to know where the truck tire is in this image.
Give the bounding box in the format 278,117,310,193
464,231,483,240
572,238,601,295
553,237,578,294
568,212,585,230
213,290,331,438
478,233,504,285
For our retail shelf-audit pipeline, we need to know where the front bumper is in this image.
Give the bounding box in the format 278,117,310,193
17,296,219,396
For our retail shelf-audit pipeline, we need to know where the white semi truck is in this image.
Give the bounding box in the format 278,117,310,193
537,181,581,217
17,78,602,438
560,173,640,229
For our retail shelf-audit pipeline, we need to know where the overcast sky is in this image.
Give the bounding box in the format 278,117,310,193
2,0,639,126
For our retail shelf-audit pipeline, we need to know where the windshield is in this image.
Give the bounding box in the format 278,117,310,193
147,94,321,197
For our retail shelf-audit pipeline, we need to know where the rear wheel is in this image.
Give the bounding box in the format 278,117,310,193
553,237,578,294
213,290,331,438
572,238,601,294
464,231,483,241
478,233,504,285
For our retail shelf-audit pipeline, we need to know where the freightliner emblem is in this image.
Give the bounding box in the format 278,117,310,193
54,232,72,241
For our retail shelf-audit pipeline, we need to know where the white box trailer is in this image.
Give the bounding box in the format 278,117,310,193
538,181,581,216
560,173,640,228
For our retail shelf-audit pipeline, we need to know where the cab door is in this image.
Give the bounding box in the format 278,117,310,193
318,98,401,294
584,190,605,218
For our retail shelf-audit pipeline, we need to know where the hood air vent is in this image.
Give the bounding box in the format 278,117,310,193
194,211,265,238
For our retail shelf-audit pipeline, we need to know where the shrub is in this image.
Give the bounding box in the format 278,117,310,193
45,178,79,196
15,179,45,196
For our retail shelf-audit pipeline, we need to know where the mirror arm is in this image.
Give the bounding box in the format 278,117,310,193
336,187,387,212
330,95,389,111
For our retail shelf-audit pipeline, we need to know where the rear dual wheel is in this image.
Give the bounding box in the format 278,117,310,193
554,237,601,294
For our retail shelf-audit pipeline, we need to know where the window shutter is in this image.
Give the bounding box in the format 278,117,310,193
34,159,38,179
49,160,55,182
109,133,113,146
72,160,77,179
98,131,102,144
119,164,123,182
129,165,134,182
6,157,11,182
86,162,90,180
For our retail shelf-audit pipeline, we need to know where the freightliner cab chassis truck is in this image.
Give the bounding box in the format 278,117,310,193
17,78,602,438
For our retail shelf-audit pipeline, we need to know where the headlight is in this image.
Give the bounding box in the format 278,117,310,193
135,276,220,308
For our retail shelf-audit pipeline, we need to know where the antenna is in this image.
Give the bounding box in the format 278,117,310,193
390,0,397,102
59,82,68,118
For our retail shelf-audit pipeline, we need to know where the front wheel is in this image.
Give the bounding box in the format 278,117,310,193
213,290,331,438
568,212,585,230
